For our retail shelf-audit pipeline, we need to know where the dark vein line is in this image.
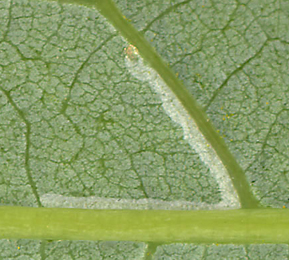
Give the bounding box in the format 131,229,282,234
0,89,42,207
60,34,116,114
141,0,191,33
205,39,268,111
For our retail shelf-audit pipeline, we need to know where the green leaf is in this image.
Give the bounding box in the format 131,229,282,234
0,0,288,258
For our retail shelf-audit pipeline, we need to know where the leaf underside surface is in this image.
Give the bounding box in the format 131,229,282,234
0,0,289,258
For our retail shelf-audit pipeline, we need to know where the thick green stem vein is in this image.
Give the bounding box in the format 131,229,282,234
0,207,288,243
